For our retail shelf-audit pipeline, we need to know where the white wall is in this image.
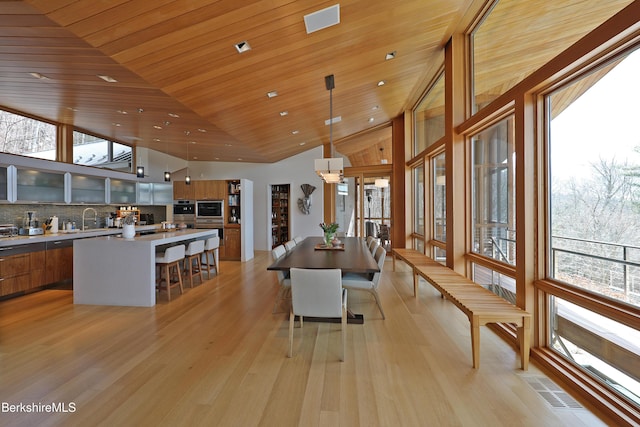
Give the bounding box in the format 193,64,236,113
167,147,325,251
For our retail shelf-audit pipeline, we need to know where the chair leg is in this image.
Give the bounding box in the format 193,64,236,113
164,264,171,302
174,262,184,295
341,305,346,362
370,289,386,319
195,255,204,284
288,308,294,358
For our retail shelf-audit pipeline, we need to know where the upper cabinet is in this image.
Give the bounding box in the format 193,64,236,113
194,180,225,200
173,180,194,200
0,166,7,201
71,175,106,204
109,179,136,205
16,169,65,203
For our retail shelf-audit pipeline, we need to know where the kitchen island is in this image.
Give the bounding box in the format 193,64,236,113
74,228,217,307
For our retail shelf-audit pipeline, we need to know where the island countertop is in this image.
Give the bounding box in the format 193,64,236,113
0,225,158,248
73,228,217,307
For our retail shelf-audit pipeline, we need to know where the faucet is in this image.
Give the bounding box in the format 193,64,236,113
82,207,98,230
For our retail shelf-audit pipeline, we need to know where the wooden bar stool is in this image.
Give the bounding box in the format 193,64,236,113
184,240,205,287
155,244,185,301
202,236,220,278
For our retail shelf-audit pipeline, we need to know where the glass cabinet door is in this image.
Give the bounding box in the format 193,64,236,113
110,179,136,204
71,175,106,203
16,169,65,202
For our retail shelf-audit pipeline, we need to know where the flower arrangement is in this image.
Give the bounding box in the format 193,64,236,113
319,222,339,234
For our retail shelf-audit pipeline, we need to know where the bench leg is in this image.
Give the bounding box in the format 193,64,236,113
413,268,419,298
392,254,396,271
518,316,531,370
471,315,480,369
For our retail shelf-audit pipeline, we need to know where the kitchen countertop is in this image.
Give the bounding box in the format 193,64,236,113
0,225,158,247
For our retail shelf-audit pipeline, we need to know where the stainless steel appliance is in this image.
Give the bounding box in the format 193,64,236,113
173,200,195,228
19,211,44,236
196,200,223,219
0,224,19,238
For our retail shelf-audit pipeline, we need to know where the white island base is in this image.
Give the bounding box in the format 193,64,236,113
73,229,217,307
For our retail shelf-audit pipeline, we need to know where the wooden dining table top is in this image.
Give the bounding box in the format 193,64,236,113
267,236,380,274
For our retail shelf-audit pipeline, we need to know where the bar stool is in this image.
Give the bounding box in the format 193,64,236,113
202,236,220,278
184,240,205,287
155,244,185,302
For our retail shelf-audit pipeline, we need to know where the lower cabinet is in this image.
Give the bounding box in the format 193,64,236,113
0,243,46,297
223,227,241,260
45,240,74,284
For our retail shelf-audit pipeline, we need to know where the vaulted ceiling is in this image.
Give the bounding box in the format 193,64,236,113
0,1,631,167
0,0,471,166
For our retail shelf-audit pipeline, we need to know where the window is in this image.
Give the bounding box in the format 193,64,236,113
413,164,425,243
432,152,446,242
414,73,445,155
73,131,132,172
0,109,56,160
471,0,633,113
471,117,516,265
548,48,640,307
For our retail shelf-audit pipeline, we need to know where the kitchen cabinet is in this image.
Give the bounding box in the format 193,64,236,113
16,169,65,203
71,174,106,203
45,239,74,284
0,166,7,201
173,180,194,200
194,180,225,200
110,179,136,205
224,227,241,260
0,243,46,297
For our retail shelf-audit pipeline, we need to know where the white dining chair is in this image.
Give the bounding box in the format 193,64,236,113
284,240,297,253
341,246,386,319
271,245,291,313
293,235,304,245
368,238,379,255
288,268,347,361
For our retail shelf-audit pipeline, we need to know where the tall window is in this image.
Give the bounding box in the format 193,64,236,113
471,117,516,265
547,46,640,407
73,131,132,172
471,0,633,113
413,164,425,252
432,152,446,243
414,73,445,155
0,109,56,160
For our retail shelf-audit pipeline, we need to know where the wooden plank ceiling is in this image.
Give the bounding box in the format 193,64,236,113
0,1,632,165
0,0,468,165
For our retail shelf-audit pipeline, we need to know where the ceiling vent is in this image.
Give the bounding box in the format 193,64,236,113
304,4,340,34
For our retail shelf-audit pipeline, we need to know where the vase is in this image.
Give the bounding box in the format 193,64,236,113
122,224,136,239
324,232,334,247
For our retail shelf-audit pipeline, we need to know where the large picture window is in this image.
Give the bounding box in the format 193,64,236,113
0,109,56,160
414,73,445,156
73,131,132,172
547,46,640,408
471,117,516,266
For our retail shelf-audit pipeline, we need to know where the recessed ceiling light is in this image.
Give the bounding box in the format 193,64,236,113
197,128,207,133
189,141,197,144
153,125,162,130
385,51,396,60
237,158,243,161
168,113,180,118
267,91,278,98
153,138,161,142
116,110,128,114
372,105,379,110
138,108,144,113
67,107,78,112
377,80,386,87
225,143,233,147
97,74,117,83
184,130,191,135
299,142,306,146
193,156,198,160
163,121,171,126
235,41,251,53
215,157,220,160
368,117,375,123
279,111,288,116
292,130,299,135
29,72,50,80
112,123,121,127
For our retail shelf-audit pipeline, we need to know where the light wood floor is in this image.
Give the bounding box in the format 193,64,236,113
0,251,612,426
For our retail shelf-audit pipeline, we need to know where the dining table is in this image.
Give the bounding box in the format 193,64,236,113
267,236,380,323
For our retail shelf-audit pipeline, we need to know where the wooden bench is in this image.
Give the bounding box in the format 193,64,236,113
392,248,531,370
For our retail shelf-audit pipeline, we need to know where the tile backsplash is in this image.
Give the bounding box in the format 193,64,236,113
0,204,167,230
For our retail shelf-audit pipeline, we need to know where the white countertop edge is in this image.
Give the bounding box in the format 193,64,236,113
0,225,158,247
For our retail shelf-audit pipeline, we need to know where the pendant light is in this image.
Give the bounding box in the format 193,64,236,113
164,139,171,182
185,141,192,185
314,74,343,184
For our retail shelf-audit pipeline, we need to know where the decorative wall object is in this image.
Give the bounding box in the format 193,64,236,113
297,183,316,215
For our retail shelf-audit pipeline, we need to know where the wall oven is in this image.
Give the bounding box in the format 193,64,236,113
173,200,195,228
195,200,224,230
